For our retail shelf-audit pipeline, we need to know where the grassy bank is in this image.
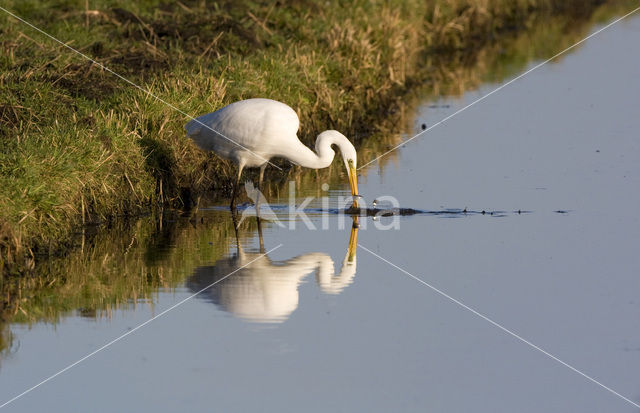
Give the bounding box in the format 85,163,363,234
0,0,633,273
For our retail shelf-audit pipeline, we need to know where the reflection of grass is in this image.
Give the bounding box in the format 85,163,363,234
1,0,633,271
1,210,256,326
0,208,262,361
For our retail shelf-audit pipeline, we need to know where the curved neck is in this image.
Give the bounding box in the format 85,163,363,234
281,131,352,169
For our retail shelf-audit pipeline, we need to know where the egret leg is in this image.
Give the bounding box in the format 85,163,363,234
255,164,267,217
231,211,240,244
256,216,265,253
230,163,244,211
257,164,267,193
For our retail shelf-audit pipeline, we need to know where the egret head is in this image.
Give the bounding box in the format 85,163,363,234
316,130,359,208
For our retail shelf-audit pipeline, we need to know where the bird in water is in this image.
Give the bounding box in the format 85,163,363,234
185,98,359,209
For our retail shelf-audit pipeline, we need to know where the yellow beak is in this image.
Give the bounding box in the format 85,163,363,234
348,165,359,209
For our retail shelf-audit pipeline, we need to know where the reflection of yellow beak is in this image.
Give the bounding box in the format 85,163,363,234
347,222,358,262
348,165,359,209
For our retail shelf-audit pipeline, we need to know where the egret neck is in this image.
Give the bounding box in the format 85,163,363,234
279,130,359,208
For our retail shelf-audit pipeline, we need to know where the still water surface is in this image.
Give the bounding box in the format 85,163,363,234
2,13,640,413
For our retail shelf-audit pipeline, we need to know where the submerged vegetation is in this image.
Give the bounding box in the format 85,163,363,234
0,0,636,275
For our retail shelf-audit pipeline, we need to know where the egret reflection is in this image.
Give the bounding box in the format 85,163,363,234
187,218,359,323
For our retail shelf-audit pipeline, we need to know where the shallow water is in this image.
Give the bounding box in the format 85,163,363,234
2,12,640,413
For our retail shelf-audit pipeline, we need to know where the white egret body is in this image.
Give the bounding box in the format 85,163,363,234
185,98,359,208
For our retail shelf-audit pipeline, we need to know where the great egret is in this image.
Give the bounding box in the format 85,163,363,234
185,98,359,209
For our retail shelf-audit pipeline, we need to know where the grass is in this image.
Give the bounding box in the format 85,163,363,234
0,0,636,274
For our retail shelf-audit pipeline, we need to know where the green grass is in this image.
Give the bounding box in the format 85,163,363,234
0,0,635,273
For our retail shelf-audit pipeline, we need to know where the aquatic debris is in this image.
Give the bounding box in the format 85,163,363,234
342,206,522,217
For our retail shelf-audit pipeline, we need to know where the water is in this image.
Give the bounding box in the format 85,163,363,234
2,12,640,413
